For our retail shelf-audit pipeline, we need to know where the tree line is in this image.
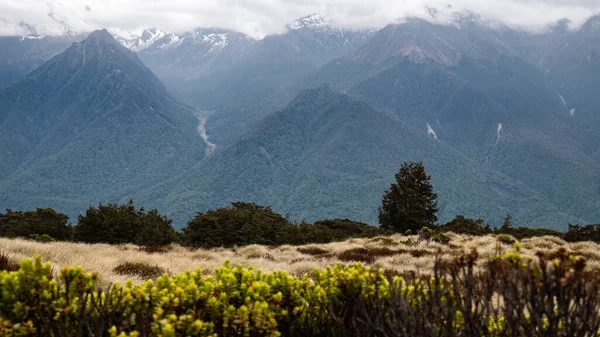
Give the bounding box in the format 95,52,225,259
1,162,598,247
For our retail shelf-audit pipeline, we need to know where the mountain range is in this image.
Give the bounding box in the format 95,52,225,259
1,13,599,229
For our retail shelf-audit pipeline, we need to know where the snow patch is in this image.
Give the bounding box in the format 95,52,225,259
20,35,46,41
290,14,327,30
496,123,503,144
557,92,566,107
197,116,216,156
120,29,179,52
427,123,438,140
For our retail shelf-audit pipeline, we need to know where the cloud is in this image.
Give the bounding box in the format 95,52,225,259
0,0,598,38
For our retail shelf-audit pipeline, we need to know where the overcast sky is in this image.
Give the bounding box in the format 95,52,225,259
1,0,599,38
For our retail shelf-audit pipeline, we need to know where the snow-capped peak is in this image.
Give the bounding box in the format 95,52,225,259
290,14,329,30
119,28,180,52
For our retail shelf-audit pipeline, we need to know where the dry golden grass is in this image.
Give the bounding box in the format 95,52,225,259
2,233,599,288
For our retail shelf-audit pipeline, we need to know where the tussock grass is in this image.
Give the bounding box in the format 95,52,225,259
113,261,166,279
297,246,330,256
1,233,599,288
0,251,20,272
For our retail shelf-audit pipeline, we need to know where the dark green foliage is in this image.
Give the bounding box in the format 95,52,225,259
0,252,19,272
112,262,166,279
496,226,564,240
0,208,72,241
298,219,382,244
378,162,439,233
182,202,384,248
498,234,517,245
418,226,451,245
564,224,600,243
182,202,300,248
501,214,513,232
440,215,492,235
0,30,204,221
28,234,56,243
433,232,450,245
74,201,177,245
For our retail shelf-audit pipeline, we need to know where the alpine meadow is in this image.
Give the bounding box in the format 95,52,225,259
1,1,600,336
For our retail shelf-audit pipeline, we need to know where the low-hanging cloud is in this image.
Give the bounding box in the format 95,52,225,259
1,0,599,38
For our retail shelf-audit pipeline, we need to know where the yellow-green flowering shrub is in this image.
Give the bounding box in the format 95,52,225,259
1,249,600,336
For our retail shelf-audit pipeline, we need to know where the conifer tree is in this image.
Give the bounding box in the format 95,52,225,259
378,162,438,233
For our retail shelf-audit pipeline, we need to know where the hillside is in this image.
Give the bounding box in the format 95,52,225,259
137,86,579,228
0,30,204,217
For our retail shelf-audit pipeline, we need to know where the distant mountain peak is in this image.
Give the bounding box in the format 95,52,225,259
289,13,330,30
582,15,600,33
116,28,180,52
87,29,116,42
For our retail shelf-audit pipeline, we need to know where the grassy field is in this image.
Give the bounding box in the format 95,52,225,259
2,233,600,288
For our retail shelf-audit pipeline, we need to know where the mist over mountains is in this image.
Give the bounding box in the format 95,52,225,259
1,14,599,229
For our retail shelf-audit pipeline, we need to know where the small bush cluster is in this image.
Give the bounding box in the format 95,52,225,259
337,247,430,263
113,261,167,279
0,253,19,272
498,234,517,245
1,248,600,336
439,215,491,235
28,234,56,242
564,224,600,243
75,200,178,246
182,202,384,248
297,246,330,256
0,208,72,241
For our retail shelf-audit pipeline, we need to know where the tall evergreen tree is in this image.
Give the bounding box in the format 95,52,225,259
378,162,438,233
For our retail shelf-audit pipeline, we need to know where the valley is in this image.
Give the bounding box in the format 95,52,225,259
1,14,600,229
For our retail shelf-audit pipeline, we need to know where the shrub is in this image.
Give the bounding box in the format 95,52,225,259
440,215,491,235
2,250,600,337
297,246,330,256
299,219,382,244
137,245,173,254
497,226,564,240
498,234,517,245
564,224,600,243
432,232,450,244
74,200,177,246
0,208,72,240
0,253,19,272
112,261,166,279
337,247,429,263
28,234,56,242
182,202,300,248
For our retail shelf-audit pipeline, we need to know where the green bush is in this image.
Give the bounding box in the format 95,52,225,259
182,202,300,248
496,226,564,240
564,224,600,243
299,218,382,244
27,234,56,242
74,200,177,245
0,208,72,241
440,215,492,235
498,234,517,245
2,250,600,336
